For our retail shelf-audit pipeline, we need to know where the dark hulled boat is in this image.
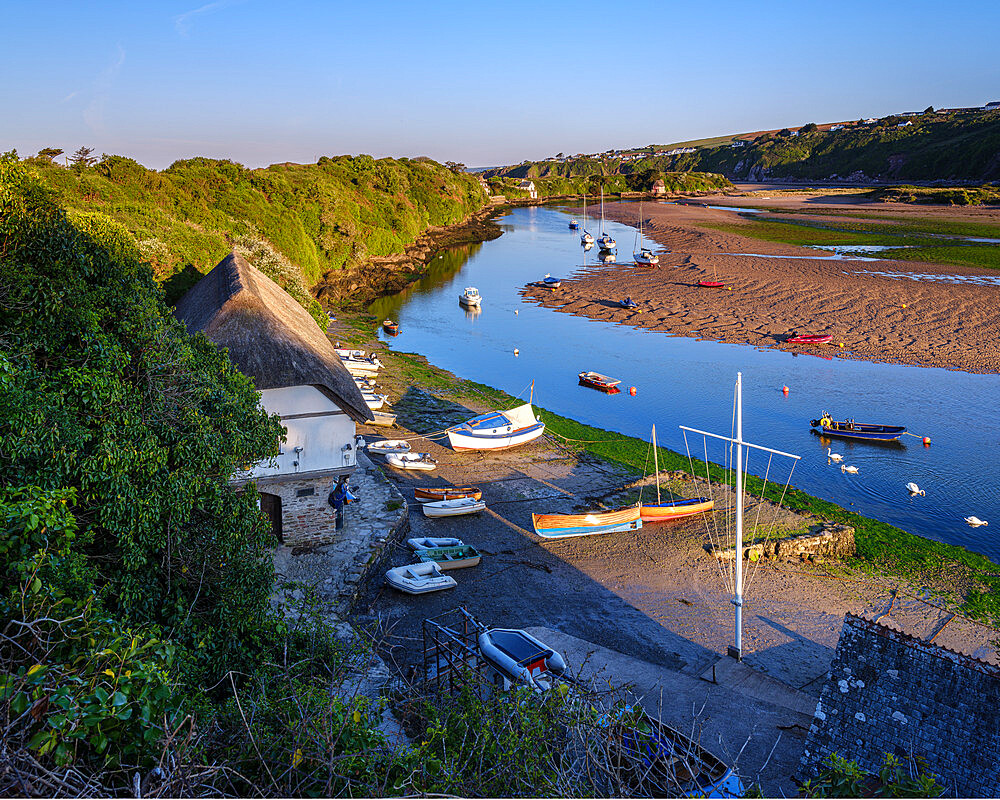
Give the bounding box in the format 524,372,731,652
810,413,906,442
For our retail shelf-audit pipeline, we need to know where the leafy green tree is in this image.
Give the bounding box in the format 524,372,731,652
36,147,63,163
801,123,819,133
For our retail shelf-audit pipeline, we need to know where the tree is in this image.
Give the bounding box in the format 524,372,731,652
800,123,819,133
777,128,792,137
36,147,63,163
556,152,564,158
444,160,466,174
69,145,96,172
924,105,935,114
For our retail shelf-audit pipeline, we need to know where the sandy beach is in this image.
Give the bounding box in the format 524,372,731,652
524,195,1000,374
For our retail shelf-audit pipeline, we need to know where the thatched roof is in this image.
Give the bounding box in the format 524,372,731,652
174,251,372,423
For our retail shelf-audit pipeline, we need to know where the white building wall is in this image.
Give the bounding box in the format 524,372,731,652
248,385,357,480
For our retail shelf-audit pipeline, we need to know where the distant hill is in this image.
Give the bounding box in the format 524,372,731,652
492,109,1000,185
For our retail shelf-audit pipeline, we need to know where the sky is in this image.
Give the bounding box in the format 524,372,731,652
3,0,1000,170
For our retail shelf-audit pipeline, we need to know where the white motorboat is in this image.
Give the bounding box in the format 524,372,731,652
368,410,397,427
386,452,438,471
478,628,567,692
460,287,482,306
422,497,487,518
363,392,388,411
407,536,464,550
340,353,382,377
446,402,545,451
632,202,660,265
366,439,411,455
597,188,616,250
385,561,457,595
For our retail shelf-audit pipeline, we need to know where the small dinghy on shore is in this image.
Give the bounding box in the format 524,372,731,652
542,274,562,288
788,333,833,345
385,561,457,595
422,497,487,518
362,392,388,410
414,486,482,503
386,452,438,471
368,410,397,427
479,628,567,692
532,506,642,539
340,352,382,377
578,371,622,393
698,279,726,288
366,439,411,455
414,544,482,570
408,536,464,550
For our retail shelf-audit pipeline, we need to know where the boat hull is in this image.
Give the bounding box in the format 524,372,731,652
788,334,833,344
385,563,457,595
578,371,622,393
386,453,437,470
414,486,483,503
532,506,642,539
459,295,481,306
640,497,714,522
366,439,411,455
811,421,906,442
698,280,726,288
448,422,545,451
368,411,397,427
634,253,659,265
422,498,487,518
414,544,482,569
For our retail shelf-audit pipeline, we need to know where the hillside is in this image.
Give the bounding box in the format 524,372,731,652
484,170,732,198
21,153,487,304
492,109,1000,186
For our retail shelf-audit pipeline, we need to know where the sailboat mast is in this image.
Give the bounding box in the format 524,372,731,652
652,424,660,504
733,372,744,661
529,379,534,405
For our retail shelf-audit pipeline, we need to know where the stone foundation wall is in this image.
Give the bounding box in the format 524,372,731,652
712,523,855,563
261,475,341,547
798,614,1000,796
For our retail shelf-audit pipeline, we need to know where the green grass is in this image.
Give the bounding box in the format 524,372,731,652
767,208,1000,239
901,245,1000,271
700,218,934,247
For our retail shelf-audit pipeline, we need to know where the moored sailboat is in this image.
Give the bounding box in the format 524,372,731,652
597,188,616,250
581,194,595,245
632,203,659,265
446,382,545,451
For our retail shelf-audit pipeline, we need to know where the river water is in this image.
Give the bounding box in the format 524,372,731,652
369,205,1000,563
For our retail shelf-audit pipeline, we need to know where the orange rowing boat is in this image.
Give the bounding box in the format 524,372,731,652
532,506,641,538
640,497,714,522
414,486,483,503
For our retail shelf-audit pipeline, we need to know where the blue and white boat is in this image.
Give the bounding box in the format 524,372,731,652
446,402,545,451
532,506,642,538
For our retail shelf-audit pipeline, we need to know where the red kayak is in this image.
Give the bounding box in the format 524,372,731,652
787,333,833,345
698,280,726,288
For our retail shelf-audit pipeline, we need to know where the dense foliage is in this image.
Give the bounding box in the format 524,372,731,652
22,152,487,292
488,170,731,199
800,752,943,797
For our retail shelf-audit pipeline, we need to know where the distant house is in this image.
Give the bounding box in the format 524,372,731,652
651,179,666,195
829,125,844,131
862,118,877,124
518,179,537,199
476,175,490,195
730,140,746,148
175,251,372,546
984,101,1000,110
897,120,913,127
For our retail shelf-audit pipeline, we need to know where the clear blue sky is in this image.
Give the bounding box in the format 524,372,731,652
3,0,999,169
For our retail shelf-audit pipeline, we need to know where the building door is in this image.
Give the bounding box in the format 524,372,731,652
259,492,283,542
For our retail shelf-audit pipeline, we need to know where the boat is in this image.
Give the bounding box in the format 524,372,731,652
581,194,595,245
382,319,400,335
422,497,487,518
569,219,580,230
478,628,567,692
386,452,438,470
698,280,726,288
459,287,482,307
414,486,483,503
340,352,382,377
385,561,457,595
368,410,397,427
632,203,660,265
446,386,545,451
787,333,833,345
542,273,562,288
407,536,464,550
620,296,640,310
532,506,642,539
362,392,388,411
414,543,482,569
578,371,622,393
597,189,616,250
640,426,714,522
334,347,367,359
366,439,411,455
810,413,907,442
604,705,744,798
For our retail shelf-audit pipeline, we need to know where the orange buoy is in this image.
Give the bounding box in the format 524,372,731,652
629,386,637,396
782,386,789,395
923,437,931,446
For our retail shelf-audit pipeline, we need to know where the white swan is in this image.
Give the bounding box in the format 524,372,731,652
826,448,844,463
965,516,988,527
906,482,925,496
841,465,859,474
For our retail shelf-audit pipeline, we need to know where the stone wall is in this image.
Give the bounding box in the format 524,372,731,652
712,522,855,563
798,614,1000,797
259,475,341,547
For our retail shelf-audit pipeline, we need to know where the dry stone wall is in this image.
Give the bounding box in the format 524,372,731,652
712,522,855,562
798,614,1000,797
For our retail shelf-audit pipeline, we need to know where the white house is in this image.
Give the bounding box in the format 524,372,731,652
518,179,537,199
174,251,373,546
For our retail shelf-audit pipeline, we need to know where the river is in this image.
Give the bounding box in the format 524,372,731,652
369,205,1000,563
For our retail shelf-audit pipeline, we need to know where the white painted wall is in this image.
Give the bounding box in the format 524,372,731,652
247,385,357,479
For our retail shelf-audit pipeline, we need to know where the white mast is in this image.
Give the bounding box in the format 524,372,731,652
652,424,660,504
679,372,800,661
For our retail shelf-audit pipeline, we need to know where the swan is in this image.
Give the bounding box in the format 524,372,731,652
965,516,988,527
841,465,859,474
906,482,925,496
826,448,844,463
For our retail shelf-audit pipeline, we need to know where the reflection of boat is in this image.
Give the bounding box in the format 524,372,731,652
446,391,545,451
605,706,744,798
382,319,400,335
788,333,833,345
366,439,411,455
532,506,642,538
414,543,482,568
459,286,482,306
597,189,616,250
414,486,483,503
578,371,622,393
479,628,567,692
369,410,397,427
581,194,595,245
421,497,487,518
599,250,616,263
810,413,906,442
385,561,457,595
640,425,714,522
386,452,438,470
633,203,660,265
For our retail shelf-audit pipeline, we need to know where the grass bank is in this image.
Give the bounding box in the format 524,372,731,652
339,314,1000,623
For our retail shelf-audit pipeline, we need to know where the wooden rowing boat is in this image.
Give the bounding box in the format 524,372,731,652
578,371,621,393
788,333,833,345
414,486,483,503
810,414,906,442
421,497,487,518
532,506,642,539
640,497,714,523
368,410,397,427
382,319,400,335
